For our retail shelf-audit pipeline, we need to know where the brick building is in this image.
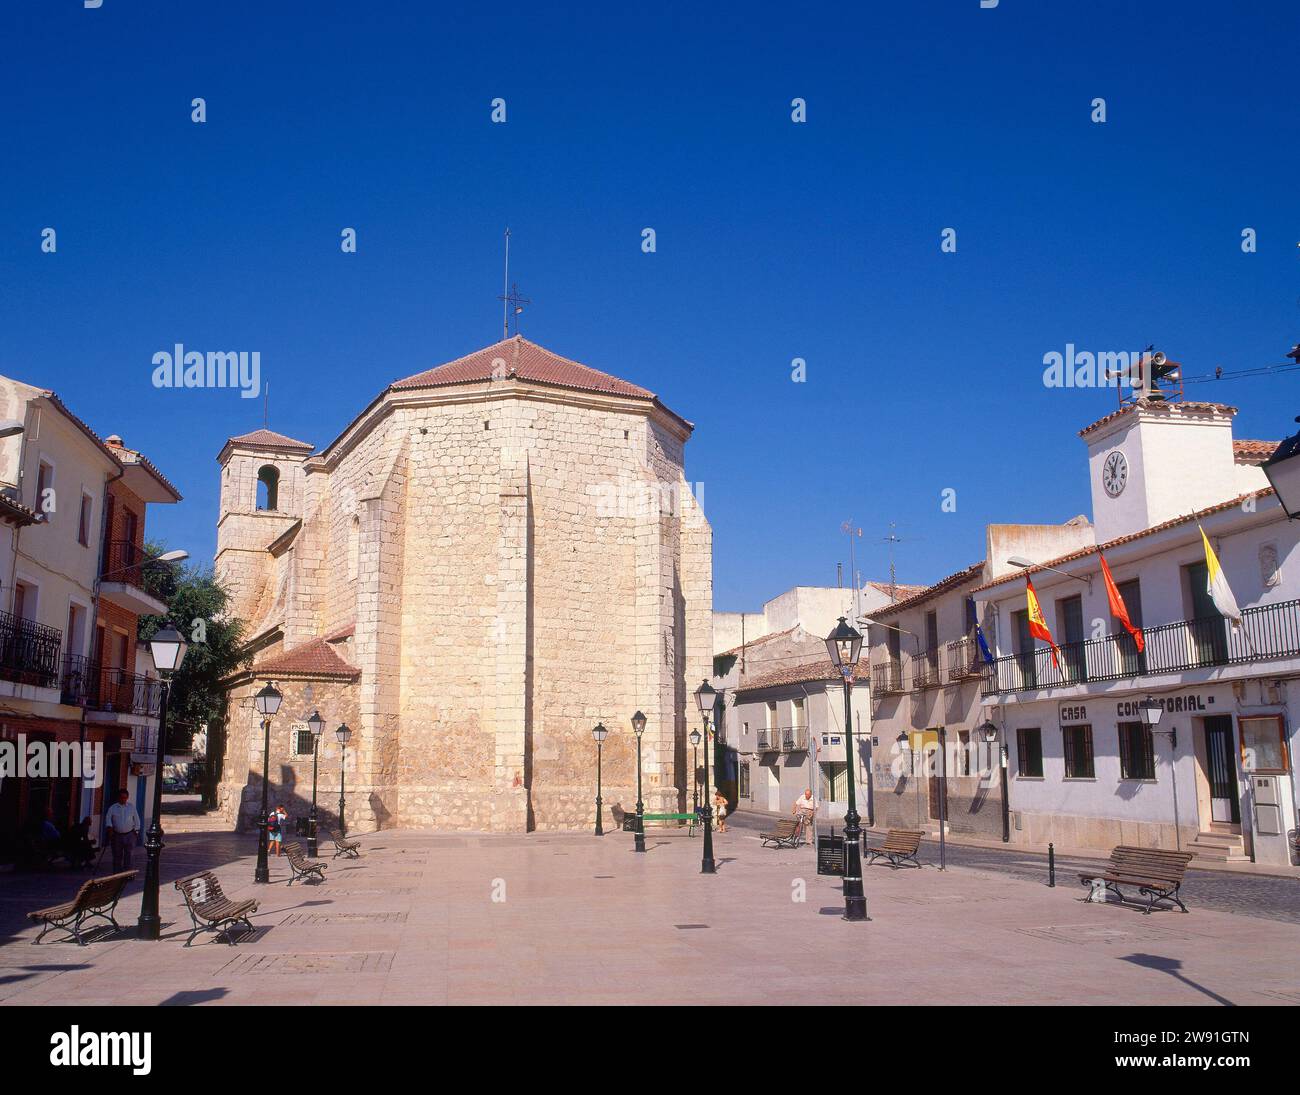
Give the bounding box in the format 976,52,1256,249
214,336,713,834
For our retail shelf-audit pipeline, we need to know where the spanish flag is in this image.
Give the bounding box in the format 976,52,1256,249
1099,554,1143,653
1025,578,1061,670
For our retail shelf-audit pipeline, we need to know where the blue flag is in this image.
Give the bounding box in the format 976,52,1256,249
970,598,995,664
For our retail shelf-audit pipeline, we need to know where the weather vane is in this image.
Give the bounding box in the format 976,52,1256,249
498,228,531,338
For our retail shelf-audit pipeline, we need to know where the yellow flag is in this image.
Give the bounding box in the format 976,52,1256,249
1199,526,1242,625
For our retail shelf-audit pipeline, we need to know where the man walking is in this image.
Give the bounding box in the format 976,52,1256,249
105,788,140,872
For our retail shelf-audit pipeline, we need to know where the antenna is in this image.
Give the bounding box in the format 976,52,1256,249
501,228,510,339
263,382,269,428
879,521,923,602
841,521,863,621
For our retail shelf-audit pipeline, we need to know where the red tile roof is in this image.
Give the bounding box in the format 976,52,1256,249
391,336,655,400
1078,400,1236,438
868,561,986,619
733,657,867,694
1232,439,1279,465
0,492,39,526
253,637,358,679
717,625,801,658
227,428,315,452
972,488,1276,593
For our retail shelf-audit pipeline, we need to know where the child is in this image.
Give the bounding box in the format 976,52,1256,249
713,789,728,833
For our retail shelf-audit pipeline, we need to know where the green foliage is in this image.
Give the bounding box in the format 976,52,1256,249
139,541,251,751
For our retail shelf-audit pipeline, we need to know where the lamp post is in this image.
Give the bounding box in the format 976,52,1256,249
1138,697,1180,849
306,709,325,855
592,722,608,836
137,622,188,940
695,681,717,874
981,721,1011,843
336,723,352,836
252,681,283,883
631,710,647,853
689,728,701,813
825,617,867,921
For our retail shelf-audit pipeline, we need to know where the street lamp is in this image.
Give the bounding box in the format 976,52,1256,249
336,723,352,837
980,720,1010,843
306,709,325,855
694,681,717,874
825,616,868,921
631,710,647,853
1006,555,1091,591
136,622,188,940
1137,697,1181,849
592,722,608,836
252,681,283,883
689,727,702,813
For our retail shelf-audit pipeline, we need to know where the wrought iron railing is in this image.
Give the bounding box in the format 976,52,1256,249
780,725,809,753
0,610,63,688
62,654,162,716
756,728,778,752
871,661,905,695
946,635,986,682
101,539,147,589
912,649,941,689
982,598,1300,696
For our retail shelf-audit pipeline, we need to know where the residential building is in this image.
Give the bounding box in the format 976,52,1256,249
0,375,180,861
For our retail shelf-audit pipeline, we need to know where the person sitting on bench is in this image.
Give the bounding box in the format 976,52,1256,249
792,789,815,844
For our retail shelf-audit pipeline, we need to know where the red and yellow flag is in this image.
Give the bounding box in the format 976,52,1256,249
1099,555,1143,653
1025,578,1061,670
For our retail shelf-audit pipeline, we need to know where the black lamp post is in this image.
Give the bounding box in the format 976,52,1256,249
695,681,717,874
137,622,188,940
825,617,868,921
252,681,283,884
592,722,608,836
306,709,325,855
689,727,701,812
981,721,1010,843
336,723,352,837
631,710,646,853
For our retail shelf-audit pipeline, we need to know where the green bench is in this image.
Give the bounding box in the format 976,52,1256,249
623,811,701,836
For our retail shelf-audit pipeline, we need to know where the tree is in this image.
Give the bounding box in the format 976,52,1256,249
138,542,250,762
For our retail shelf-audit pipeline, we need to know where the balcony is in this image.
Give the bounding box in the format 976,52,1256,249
0,610,63,690
61,655,162,718
99,540,168,616
871,661,906,696
912,649,942,690
946,636,987,683
756,728,778,753
982,598,1300,696
779,725,809,753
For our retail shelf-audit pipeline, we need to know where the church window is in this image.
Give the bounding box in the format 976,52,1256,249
257,465,280,511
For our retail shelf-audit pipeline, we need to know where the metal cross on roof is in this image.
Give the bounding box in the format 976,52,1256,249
498,282,531,338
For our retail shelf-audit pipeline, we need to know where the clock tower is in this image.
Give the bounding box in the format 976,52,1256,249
1080,399,1242,543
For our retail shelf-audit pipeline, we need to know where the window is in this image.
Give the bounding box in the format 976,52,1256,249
77,493,93,546
957,729,971,776
1016,727,1043,777
1012,608,1036,689
1118,722,1155,780
1061,724,1094,779
1057,595,1085,682
257,465,280,511
1239,715,1289,774
765,700,777,730
739,761,751,798
820,761,847,803
294,730,316,756
791,696,805,728
1116,578,1145,674
13,581,34,621
35,459,54,516
925,610,939,675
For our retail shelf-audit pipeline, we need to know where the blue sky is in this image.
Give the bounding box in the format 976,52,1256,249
2,1,1298,611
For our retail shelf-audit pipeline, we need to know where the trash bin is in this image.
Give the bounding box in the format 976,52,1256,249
295,817,309,836
817,830,845,876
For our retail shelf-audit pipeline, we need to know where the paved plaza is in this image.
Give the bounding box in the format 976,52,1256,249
2,817,1298,1006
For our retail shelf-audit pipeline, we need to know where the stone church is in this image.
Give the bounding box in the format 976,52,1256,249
213,336,712,833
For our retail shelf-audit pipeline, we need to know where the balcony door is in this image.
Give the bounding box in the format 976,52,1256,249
1057,595,1085,683
1203,715,1240,824
1185,561,1228,666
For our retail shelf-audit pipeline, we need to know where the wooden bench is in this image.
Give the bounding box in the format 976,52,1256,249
174,871,259,946
760,818,802,848
1079,846,1194,914
283,841,328,885
330,829,361,859
865,829,924,869
27,871,136,945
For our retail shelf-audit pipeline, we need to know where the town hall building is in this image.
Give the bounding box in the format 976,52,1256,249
213,336,712,834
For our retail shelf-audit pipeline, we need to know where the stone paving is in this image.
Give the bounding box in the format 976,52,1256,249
1,820,1298,1006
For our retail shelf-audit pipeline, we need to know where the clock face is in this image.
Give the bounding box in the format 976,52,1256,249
1102,450,1128,497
